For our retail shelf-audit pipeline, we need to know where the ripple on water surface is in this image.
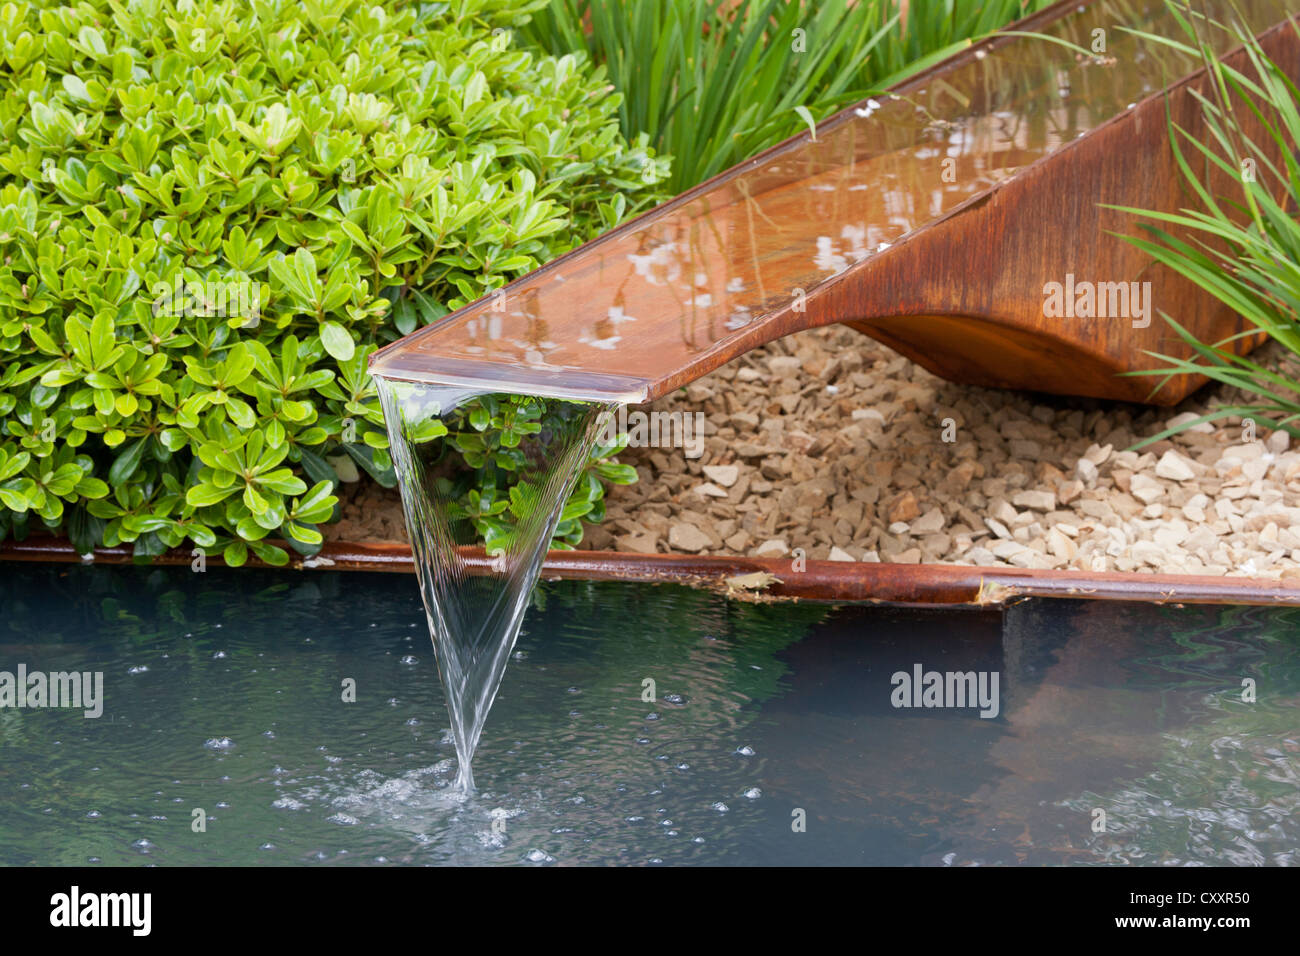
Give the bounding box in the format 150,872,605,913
0,566,1297,865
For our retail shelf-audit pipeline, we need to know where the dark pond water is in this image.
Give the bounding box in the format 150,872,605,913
0,563,1296,866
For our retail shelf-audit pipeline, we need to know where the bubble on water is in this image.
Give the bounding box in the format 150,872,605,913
216,802,230,809
213,651,227,659
405,718,421,726
645,712,660,721
676,763,690,771
626,816,644,823
263,730,276,739
132,839,152,852
260,843,276,851
743,788,762,800
328,813,358,826
566,686,581,695
204,737,234,750
524,849,555,864
400,656,418,665
86,810,101,819
693,837,705,844
635,737,650,745
662,693,686,705
712,802,730,813
127,665,149,674
272,796,306,810
736,746,756,756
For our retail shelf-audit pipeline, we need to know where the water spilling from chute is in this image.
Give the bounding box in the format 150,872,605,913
376,379,614,790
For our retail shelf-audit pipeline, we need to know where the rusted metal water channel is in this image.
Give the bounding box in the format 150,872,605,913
4,535,1299,608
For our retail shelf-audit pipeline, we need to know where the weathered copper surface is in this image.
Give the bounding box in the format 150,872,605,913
370,0,1299,405
5,536,1299,607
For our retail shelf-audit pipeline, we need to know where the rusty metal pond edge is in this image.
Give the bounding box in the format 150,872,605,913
2,535,1299,609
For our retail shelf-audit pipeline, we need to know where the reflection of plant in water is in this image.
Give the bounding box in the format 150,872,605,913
1121,603,1299,689
1060,605,1300,865
1066,709,1300,866
533,578,830,707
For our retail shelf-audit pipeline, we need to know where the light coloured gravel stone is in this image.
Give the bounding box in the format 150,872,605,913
1047,528,1077,562
702,464,740,487
669,524,713,553
753,538,789,558
990,499,1018,524
1084,443,1113,466
911,508,945,535
1166,412,1214,434
985,517,1013,540
1222,443,1264,462
1012,489,1056,511
1129,474,1165,504
1155,450,1197,481
694,482,729,498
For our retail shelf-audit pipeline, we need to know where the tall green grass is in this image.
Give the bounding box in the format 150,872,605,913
519,0,1051,192
1110,2,1300,443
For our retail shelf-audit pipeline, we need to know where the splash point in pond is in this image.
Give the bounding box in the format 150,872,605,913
376,378,615,790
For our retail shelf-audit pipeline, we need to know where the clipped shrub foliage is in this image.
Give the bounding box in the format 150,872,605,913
0,0,666,562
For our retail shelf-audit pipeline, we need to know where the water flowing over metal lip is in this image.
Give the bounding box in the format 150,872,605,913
370,355,648,404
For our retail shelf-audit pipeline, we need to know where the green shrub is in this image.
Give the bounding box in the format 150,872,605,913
0,0,666,562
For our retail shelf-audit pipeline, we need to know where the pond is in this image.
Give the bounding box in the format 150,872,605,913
0,563,1296,866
